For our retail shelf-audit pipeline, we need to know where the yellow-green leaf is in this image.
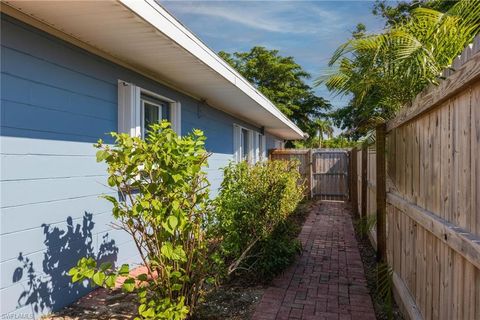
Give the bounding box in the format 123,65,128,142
92,272,105,286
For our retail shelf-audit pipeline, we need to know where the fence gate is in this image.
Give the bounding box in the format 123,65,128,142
312,150,349,200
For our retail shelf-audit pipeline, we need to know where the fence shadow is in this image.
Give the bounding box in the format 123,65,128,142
12,212,118,315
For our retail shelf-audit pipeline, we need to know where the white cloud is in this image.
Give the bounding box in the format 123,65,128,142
160,1,346,34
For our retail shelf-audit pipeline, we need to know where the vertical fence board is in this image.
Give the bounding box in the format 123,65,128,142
358,149,362,214
350,148,358,216
361,147,368,218
376,124,387,262
473,83,480,237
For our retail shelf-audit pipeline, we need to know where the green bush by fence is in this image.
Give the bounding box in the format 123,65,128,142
213,160,305,280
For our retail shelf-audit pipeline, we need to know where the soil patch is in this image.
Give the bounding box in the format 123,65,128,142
43,288,137,320
192,285,264,320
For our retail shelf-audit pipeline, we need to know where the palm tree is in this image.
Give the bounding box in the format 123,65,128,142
318,0,480,134
314,119,334,148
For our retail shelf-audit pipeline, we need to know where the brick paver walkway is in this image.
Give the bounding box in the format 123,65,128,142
252,201,376,320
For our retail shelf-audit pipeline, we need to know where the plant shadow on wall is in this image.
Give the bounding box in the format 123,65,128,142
12,212,119,315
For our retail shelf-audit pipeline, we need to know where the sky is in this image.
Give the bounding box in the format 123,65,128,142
160,0,386,134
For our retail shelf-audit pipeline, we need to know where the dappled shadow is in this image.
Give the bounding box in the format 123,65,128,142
12,212,118,315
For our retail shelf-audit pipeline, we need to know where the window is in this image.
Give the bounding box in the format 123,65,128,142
141,94,170,139
274,139,284,150
233,124,265,163
241,128,250,161
257,132,266,162
118,80,181,137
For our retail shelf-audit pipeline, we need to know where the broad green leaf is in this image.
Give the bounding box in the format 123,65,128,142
171,201,180,211
136,273,148,281
71,273,82,283
85,269,95,279
96,150,109,162
171,283,182,291
99,262,112,272
167,216,178,231
141,307,155,318
68,268,78,276
118,264,130,276
101,195,117,204
161,242,174,259
92,272,105,286
122,278,135,292
173,246,187,262
107,176,116,187
105,274,116,288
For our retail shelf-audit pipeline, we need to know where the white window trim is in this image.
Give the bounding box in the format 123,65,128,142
253,132,260,163
233,124,264,164
261,134,267,161
118,80,181,137
254,132,267,162
141,99,162,139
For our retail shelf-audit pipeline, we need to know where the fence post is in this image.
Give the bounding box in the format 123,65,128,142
308,149,313,199
376,123,387,262
361,145,368,219
349,150,352,201
350,148,358,217
268,149,275,161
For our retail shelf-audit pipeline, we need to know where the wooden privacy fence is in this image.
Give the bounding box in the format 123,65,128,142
270,149,351,200
350,36,480,320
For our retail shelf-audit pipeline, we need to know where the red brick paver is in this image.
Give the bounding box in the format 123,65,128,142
252,201,376,320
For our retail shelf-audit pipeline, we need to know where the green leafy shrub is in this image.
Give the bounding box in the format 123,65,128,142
214,160,304,279
252,221,302,281
355,214,377,239
69,122,213,320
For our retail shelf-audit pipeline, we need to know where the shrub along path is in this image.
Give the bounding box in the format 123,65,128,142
252,201,376,320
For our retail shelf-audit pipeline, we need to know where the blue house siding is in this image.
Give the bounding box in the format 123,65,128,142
0,14,276,318
265,133,285,151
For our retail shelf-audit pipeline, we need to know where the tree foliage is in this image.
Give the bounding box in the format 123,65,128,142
293,119,335,148
294,134,356,149
373,0,456,26
319,0,480,137
219,47,331,140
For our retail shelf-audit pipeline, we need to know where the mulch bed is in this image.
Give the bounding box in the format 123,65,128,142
43,288,138,319
44,285,263,320
191,285,264,320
